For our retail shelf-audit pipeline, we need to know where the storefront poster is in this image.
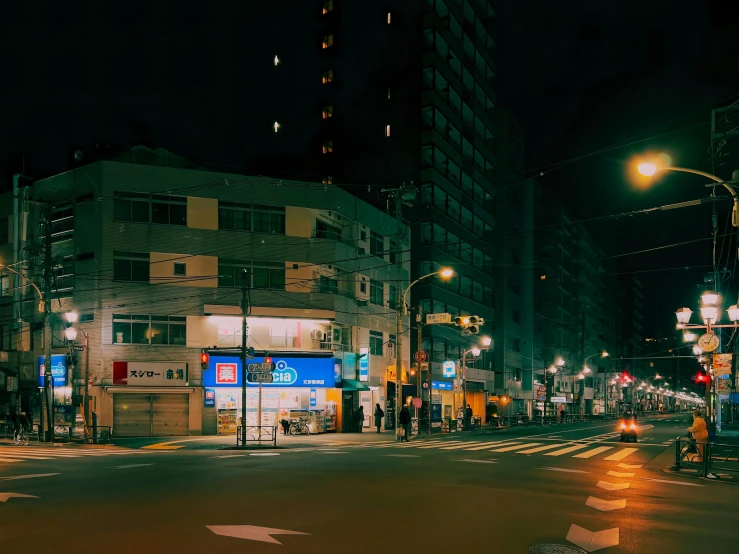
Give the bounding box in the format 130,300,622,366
310,389,317,407
334,359,342,385
37,355,68,387
432,381,453,390
204,389,216,407
113,361,188,386
204,355,335,388
359,348,369,382
713,353,733,378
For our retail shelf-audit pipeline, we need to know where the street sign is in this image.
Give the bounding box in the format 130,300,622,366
426,312,451,325
247,372,274,384
713,353,733,378
420,362,429,372
550,396,567,403
442,360,456,378
414,351,428,363
247,363,274,373
72,345,85,352
422,381,429,389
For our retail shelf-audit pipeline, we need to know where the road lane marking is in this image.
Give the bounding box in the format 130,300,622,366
517,443,568,454
586,496,627,511
0,457,24,463
385,454,420,458
540,467,589,474
648,478,704,487
0,453,54,460
607,471,635,478
0,473,60,480
216,455,246,459
457,459,497,464
573,446,613,458
463,441,510,451
489,443,538,452
249,453,280,456
439,442,486,450
603,448,638,461
597,480,630,491
544,444,592,456
416,441,464,449
0,493,39,502
566,524,619,551
108,463,155,469
617,463,643,469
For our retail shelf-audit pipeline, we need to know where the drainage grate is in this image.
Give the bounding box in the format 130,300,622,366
529,545,588,554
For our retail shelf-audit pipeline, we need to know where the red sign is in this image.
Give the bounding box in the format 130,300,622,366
414,351,428,363
216,363,238,384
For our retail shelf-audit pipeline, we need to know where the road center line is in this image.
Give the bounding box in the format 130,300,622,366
457,459,497,464
108,463,155,470
0,473,60,481
648,478,704,487
216,455,246,459
540,467,590,474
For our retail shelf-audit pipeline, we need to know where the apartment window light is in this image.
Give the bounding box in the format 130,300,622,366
385,124,391,137
322,69,334,84
322,0,333,14
322,176,333,185
322,105,333,119
322,34,334,49
387,87,391,99
322,140,333,154
173,262,186,276
273,121,281,133
387,12,391,24
274,55,280,66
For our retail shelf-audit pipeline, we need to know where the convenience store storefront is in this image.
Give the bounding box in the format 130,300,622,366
202,352,340,435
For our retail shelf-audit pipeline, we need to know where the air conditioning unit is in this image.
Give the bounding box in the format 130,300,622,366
311,329,324,342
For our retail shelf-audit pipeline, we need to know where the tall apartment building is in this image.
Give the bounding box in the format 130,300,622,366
0,148,411,436
533,185,645,417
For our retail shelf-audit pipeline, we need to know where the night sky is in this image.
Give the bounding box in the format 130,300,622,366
2,0,739,336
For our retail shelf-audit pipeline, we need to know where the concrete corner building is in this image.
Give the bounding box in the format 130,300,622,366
0,150,410,437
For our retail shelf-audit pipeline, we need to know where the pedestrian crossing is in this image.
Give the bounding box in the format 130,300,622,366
338,438,659,463
0,446,146,465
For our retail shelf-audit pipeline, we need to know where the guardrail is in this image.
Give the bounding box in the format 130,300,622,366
236,425,277,447
3,423,42,442
674,438,739,478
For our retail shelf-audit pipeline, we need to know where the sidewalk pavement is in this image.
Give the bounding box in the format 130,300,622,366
0,438,127,449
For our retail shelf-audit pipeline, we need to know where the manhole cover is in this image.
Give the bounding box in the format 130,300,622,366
529,545,588,554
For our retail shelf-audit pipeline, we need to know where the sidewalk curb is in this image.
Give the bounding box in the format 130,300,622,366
662,466,738,485
0,439,125,450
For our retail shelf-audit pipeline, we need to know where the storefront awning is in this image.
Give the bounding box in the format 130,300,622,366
341,379,370,391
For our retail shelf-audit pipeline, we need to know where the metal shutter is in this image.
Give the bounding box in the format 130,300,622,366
113,394,152,437
152,394,189,436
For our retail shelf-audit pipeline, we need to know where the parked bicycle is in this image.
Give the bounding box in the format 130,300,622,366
289,417,309,435
15,426,29,446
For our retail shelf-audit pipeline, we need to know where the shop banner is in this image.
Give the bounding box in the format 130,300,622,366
442,361,456,378
204,355,335,388
113,361,188,386
432,380,453,390
359,348,369,382
713,353,733,379
204,389,216,407
37,355,68,387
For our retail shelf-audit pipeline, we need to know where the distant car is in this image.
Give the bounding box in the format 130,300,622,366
619,417,638,443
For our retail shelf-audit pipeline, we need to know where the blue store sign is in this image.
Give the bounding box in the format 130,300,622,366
432,380,453,390
37,355,68,387
203,355,335,388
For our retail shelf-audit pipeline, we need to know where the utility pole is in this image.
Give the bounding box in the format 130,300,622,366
579,313,585,415
240,270,249,447
394,187,403,438
42,202,54,444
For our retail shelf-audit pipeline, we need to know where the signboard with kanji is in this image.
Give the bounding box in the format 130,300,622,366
113,361,188,386
713,353,733,379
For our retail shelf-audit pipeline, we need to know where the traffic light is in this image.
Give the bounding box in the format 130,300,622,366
468,316,485,335
200,351,209,370
264,356,276,371
454,316,471,326
247,346,255,359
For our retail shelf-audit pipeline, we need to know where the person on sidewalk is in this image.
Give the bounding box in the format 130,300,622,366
465,404,473,430
399,405,411,442
688,409,709,461
356,406,365,433
559,408,566,423
374,404,384,433
13,412,28,443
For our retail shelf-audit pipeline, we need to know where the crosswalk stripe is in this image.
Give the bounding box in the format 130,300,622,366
544,444,592,457
439,442,487,450
0,457,25,463
489,443,538,452
416,441,464,449
517,443,569,454
573,446,613,459
603,448,638,461
0,453,54,460
463,441,510,451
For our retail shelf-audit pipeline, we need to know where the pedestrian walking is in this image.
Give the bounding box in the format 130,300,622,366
280,418,291,436
399,405,411,442
687,409,709,461
559,408,566,423
465,404,473,430
374,403,384,433
13,411,28,444
356,405,365,432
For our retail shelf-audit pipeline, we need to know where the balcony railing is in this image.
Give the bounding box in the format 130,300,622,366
319,342,346,352
54,274,74,293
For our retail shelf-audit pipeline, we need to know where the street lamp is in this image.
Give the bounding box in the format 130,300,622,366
64,311,91,433
395,267,453,437
579,351,608,416
541,361,562,425
683,332,697,342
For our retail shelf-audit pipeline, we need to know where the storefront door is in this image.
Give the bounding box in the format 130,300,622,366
342,392,356,432
113,393,190,437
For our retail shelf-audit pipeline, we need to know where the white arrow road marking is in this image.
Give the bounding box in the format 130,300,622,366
540,467,589,473
456,459,497,464
617,463,643,469
586,496,627,512
567,524,619,552
573,446,613,459
0,473,60,481
603,448,639,461
0,493,39,502
207,525,310,545
597,480,630,491
607,470,635,478
385,454,420,458
108,463,155,470
648,478,704,487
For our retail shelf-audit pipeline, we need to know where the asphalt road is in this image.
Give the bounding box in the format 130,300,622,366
1,414,736,553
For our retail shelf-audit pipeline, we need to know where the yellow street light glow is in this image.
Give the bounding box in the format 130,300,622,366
555,357,565,367
481,336,492,347
65,311,79,324
439,267,454,279
637,163,657,176
683,332,697,342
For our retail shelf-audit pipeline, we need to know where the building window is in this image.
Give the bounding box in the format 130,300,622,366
322,140,333,154
359,281,367,294
360,230,367,241
369,231,384,257
53,256,75,293
370,279,384,305
0,274,9,297
322,0,333,14
512,339,522,353
113,251,150,282
219,201,285,234
113,191,186,226
50,207,74,243
322,34,334,49
388,284,397,307
322,105,333,119
512,310,521,324
388,237,397,264
315,219,342,241
370,330,384,356
387,12,391,24
385,124,391,137
322,69,334,84
112,314,187,345
322,176,333,185
173,262,187,276
273,121,281,133
317,275,338,294
218,259,285,290
274,55,280,66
